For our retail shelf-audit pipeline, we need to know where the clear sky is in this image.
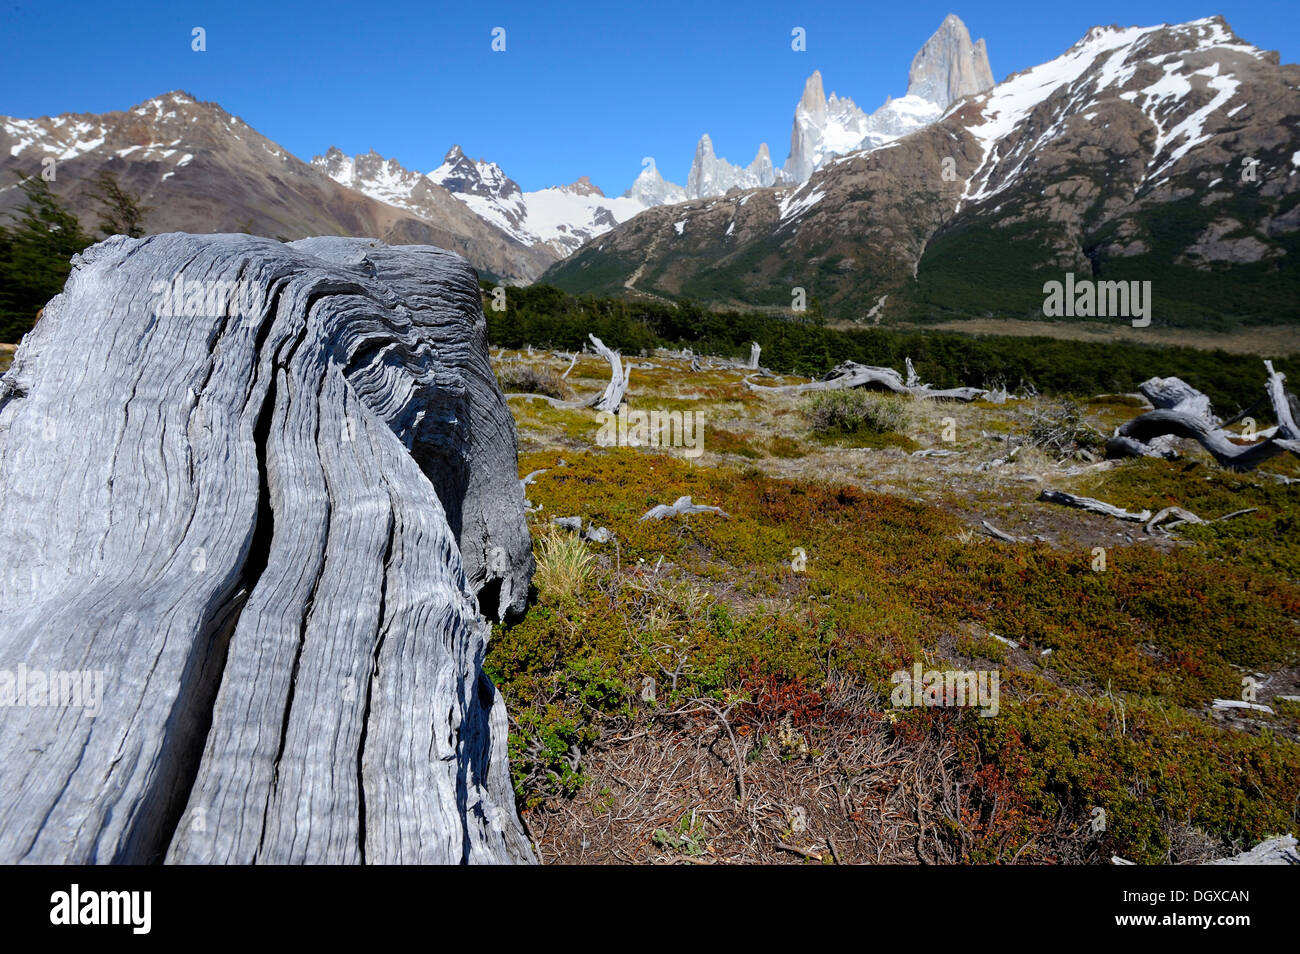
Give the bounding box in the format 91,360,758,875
2,1,1296,195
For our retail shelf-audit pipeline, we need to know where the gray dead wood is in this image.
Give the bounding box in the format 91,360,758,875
744,360,986,401
980,520,1026,543
0,233,535,864
639,496,730,521
1106,362,1300,469
587,334,631,413
1037,490,1153,523
505,334,629,412
1204,834,1298,865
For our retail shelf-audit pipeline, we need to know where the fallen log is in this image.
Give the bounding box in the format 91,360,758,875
0,233,535,864
980,520,1026,543
1205,834,1298,865
639,496,730,521
1212,699,1274,714
1145,506,1203,534
743,360,987,402
1038,490,1152,523
1146,505,1257,535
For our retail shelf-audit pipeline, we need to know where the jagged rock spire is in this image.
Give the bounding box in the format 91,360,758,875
906,13,994,109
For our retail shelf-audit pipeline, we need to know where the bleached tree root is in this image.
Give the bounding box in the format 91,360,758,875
1037,490,1152,522
587,334,631,413
504,333,630,412
980,520,1027,543
1106,361,1300,470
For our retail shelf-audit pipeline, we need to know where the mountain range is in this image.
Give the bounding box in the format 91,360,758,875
0,91,551,283
545,15,1300,327
2,14,1294,326
1,14,990,287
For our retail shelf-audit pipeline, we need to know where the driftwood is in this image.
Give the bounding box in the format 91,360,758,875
588,334,631,413
639,496,729,521
912,448,958,458
980,520,1026,543
505,333,630,412
1205,834,1298,865
0,234,534,864
1038,490,1152,522
744,360,986,401
553,516,613,543
1212,699,1274,714
977,444,1021,471
748,342,762,370
1107,362,1300,469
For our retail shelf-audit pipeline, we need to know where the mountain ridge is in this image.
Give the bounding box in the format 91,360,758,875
0,91,551,283
541,16,1300,328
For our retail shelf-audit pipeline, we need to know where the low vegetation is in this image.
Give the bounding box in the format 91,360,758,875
482,282,1297,412
488,344,1300,865
496,361,571,400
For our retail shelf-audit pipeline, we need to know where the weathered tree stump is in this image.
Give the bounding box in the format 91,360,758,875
0,233,535,864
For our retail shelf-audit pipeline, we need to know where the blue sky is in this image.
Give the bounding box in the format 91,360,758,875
2,1,1297,194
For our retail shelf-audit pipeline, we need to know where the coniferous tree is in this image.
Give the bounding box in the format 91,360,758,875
86,169,150,238
0,176,93,342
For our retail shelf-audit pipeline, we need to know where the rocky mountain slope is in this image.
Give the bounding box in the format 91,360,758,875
544,17,1300,328
0,91,549,283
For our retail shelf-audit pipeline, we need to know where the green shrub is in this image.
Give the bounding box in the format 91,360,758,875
1027,399,1105,453
800,390,912,440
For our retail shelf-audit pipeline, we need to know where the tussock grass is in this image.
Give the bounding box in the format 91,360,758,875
801,389,911,436
1026,399,1105,454
532,527,595,601
496,362,570,399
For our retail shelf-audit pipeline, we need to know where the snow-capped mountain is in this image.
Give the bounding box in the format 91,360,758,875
686,136,784,197
951,17,1270,210
783,71,879,183
545,16,1300,326
633,14,994,205
625,137,784,206
626,163,688,206
0,91,552,283
316,145,646,259
784,14,993,181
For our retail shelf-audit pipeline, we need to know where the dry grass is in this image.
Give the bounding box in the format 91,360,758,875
524,677,968,864
532,526,595,600
866,318,1300,357
496,361,572,399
